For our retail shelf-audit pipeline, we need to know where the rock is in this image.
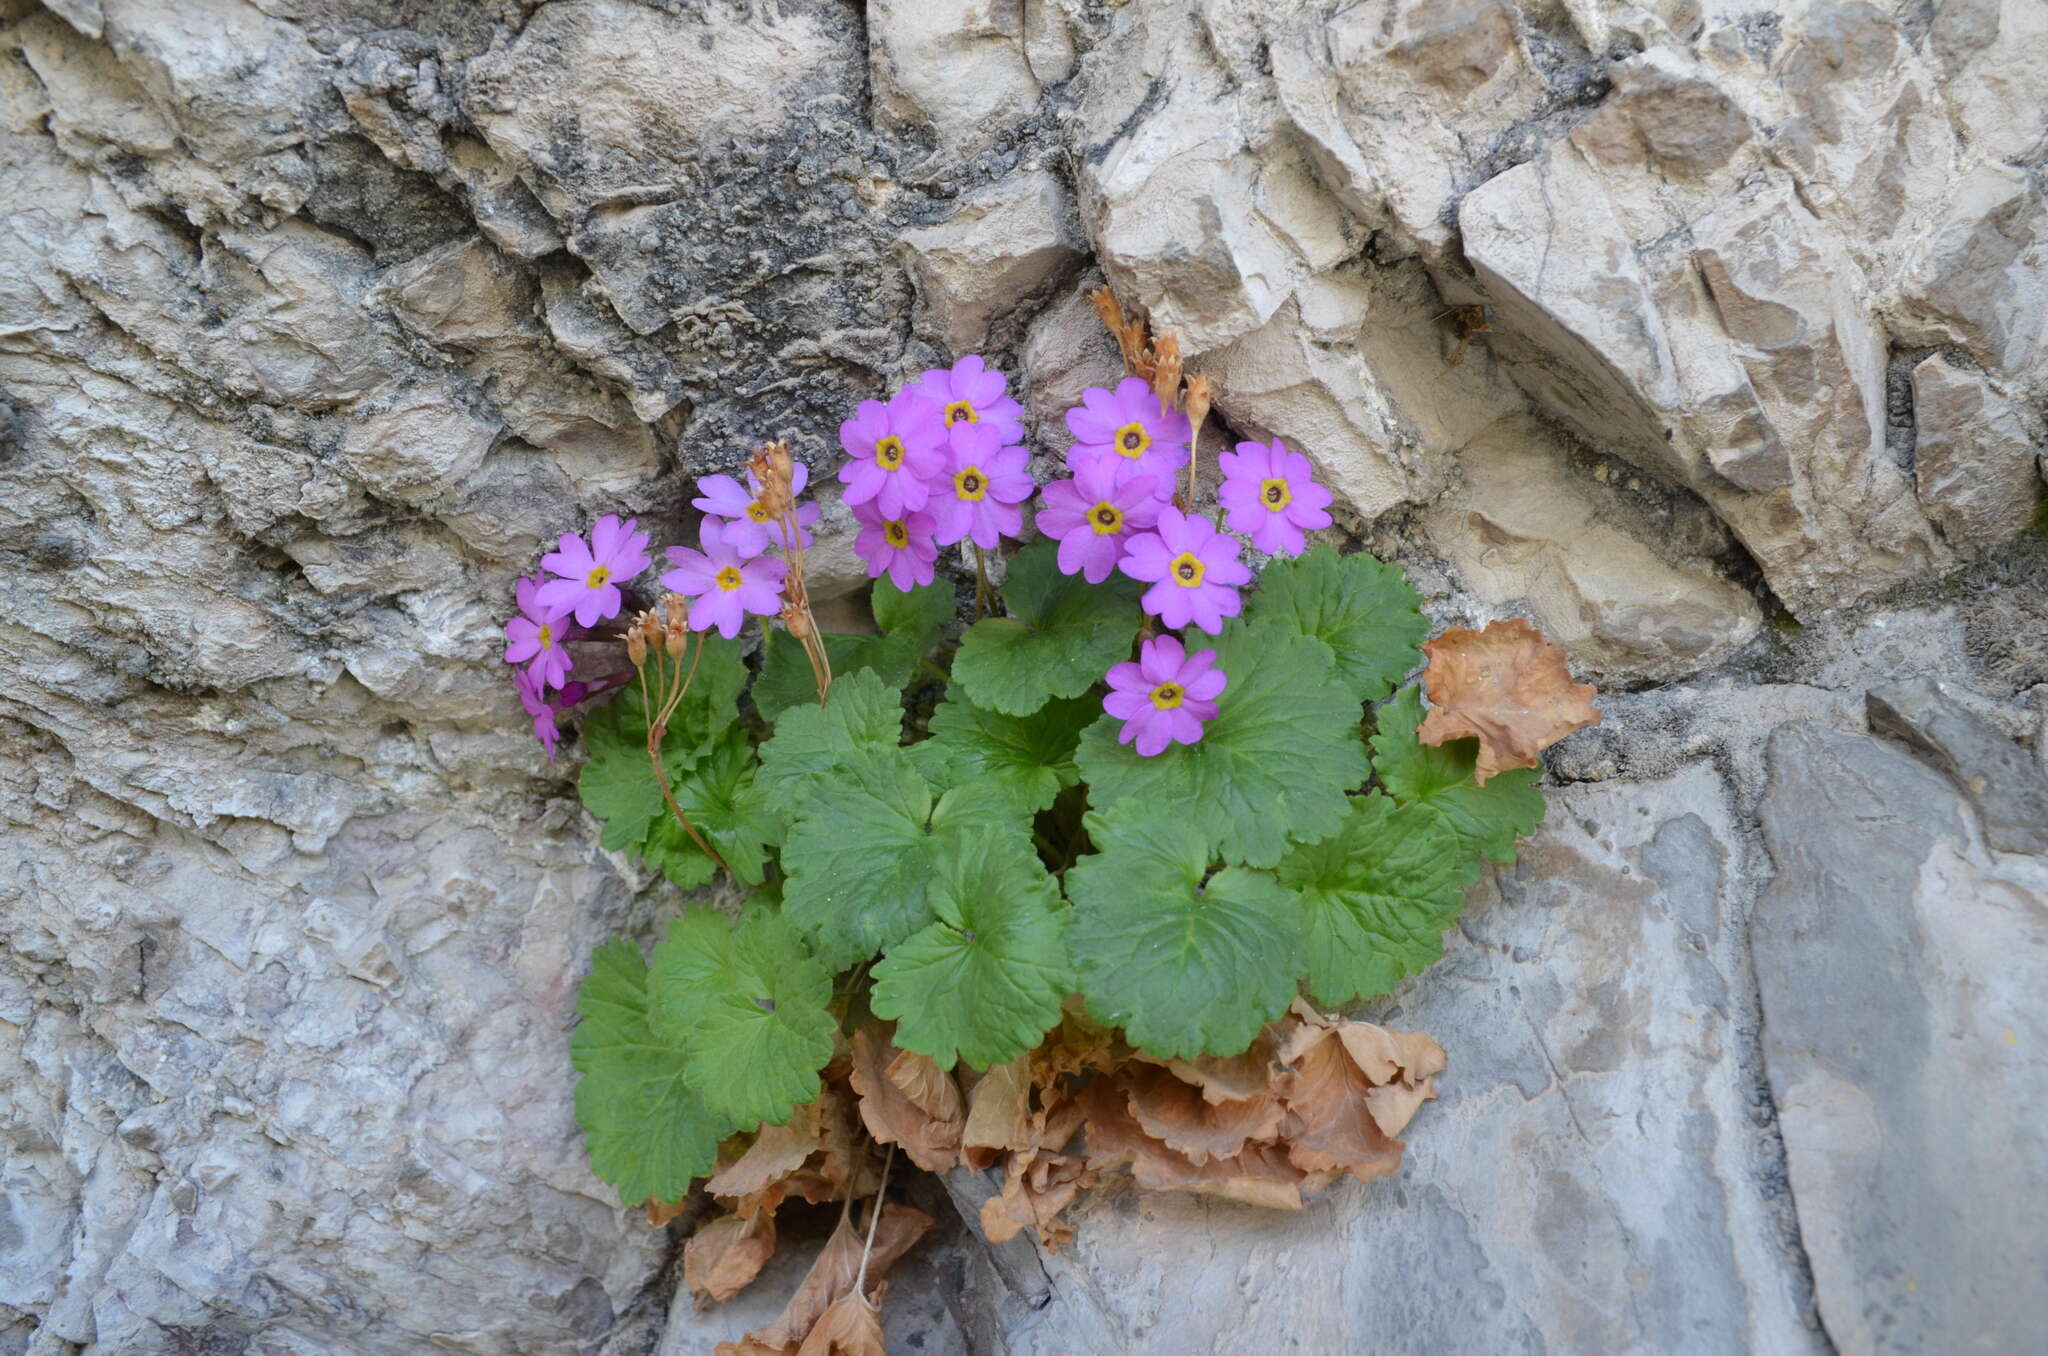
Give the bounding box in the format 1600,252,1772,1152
897,170,1083,357
381,236,535,351
1424,417,1762,683
1866,677,2048,855
867,0,1040,152
337,381,501,507
1909,356,2042,558
946,766,1822,1354
1897,161,2047,378
1015,279,1123,453
1754,722,2048,1356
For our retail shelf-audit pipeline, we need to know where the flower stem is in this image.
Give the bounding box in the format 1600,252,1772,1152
644,640,726,875
972,545,991,620
852,1142,896,1302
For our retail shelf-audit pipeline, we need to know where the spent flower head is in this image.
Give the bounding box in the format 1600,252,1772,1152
928,423,1033,550
1118,506,1252,635
513,667,563,761
838,388,946,519
504,571,577,690
1102,634,1226,757
1065,376,1190,494
1036,456,1163,584
661,518,790,639
1217,438,1334,558
906,354,1025,444
537,514,652,627
851,500,939,592
692,461,821,558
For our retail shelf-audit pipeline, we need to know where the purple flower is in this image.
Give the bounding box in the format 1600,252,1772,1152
691,461,822,557
838,389,946,519
1216,438,1334,557
1036,456,1163,584
1118,507,1252,635
904,354,1025,443
538,514,653,627
513,667,563,762
928,423,1033,550
1102,635,1227,757
1064,377,1190,494
504,572,576,689
851,499,939,592
661,518,790,639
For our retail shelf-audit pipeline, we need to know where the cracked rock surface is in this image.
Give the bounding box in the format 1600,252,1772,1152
1,1,2043,1353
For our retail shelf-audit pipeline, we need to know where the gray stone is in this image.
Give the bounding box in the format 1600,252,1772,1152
867,0,1040,153
1867,678,2048,855
1755,722,2048,1356
1909,356,2042,558
897,170,1083,356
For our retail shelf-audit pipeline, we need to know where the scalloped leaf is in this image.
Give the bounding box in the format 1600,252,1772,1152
1064,811,1304,1059
1371,686,1545,862
571,937,731,1205
577,637,749,851
637,730,779,888
1249,544,1428,702
1276,792,1480,1005
911,690,1096,814
953,538,1140,717
753,579,954,721
755,668,905,821
1073,620,1369,868
870,827,1072,1069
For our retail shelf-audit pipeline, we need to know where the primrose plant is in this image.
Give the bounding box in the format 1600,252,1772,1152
498,295,1597,1234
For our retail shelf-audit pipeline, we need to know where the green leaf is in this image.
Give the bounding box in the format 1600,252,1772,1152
756,669,904,799
1073,620,1370,869
1370,686,1544,862
953,538,1140,717
646,909,836,1130
1249,545,1428,702
1064,811,1304,1059
870,827,1072,1069
912,690,1096,814
779,745,939,968
1276,792,1480,1005
576,637,749,851
637,731,779,888
753,580,954,722
571,937,730,1205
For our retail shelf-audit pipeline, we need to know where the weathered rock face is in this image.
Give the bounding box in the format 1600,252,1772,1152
2,0,2044,1354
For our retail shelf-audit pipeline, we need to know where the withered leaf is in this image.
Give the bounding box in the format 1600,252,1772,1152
980,1152,1097,1251
1144,1027,1283,1106
962,1055,1034,1171
1123,1065,1287,1165
1079,1076,1312,1210
716,1204,932,1356
793,1289,888,1356
848,1026,964,1173
1416,618,1600,785
1276,1024,1406,1184
706,1101,824,1200
686,1212,779,1306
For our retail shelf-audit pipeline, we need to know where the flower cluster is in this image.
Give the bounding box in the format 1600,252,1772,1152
500,514,653,757
839,355,1034,590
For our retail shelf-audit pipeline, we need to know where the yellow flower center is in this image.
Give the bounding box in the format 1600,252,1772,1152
883,520,910,548
746,498,775,523
715,565,744,592
1260,478,1292,511
537,623,554,650
943,400,977,426
1170,552,1204,587
1149,682,1184,711
954,466,987,501
875,436,905,470
1089,501,1124,535
585,565,612,589
1114,422,1150,459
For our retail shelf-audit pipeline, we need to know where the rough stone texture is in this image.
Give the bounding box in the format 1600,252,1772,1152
2,0,2045,1353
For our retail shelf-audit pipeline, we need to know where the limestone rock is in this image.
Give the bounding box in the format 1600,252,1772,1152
1909,356,2042,558
867,0,1040,153
1754,722,2048,1356
897,170,1083,357
337,382,501,508
1866,677,2048,856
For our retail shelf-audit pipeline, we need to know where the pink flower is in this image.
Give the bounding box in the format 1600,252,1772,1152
1216,438,1334,557
537,514,653,627
852,500,939,592
661,518,790,639
904,354,1025,444
1064,377,1190,495
513,667,563,761
838,389,946,519
1036,456,1163,584
1118,507,1252,635
1103,635,1226,757
504,571,577,690
691,461,822,558
928,423,1033,550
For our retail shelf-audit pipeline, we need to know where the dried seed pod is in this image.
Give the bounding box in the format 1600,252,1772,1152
1183,374,1213,431
626,627,648,667
1151,334,1183,410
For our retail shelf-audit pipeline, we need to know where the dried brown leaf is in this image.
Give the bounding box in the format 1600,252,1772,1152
1123,1065,1287,1165
1030,1005,1122,1085
793,1289,888,1356
980,1151,1098,1250
706,1101,824,1199
1143,1027,1284,1105
716,1205,932,1356
962,1055,1034,1171
685,1212,779,1305
1416,617,1600,785
1276,1026,1406,1184
849,1026,963,1173
1079,1075,1313,1210
643,1195,692,1228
